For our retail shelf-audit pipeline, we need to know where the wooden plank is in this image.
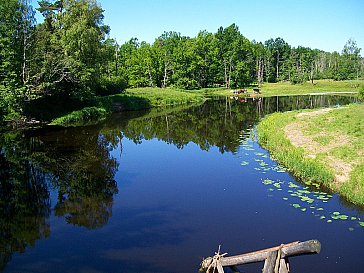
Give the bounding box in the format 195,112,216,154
262,251,278,273
220,240,320,267
279,258,289,273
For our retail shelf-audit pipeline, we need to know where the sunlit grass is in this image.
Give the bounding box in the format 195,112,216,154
50,107,107,126
204,79,364,97
257,103,364,205
124,87,206,106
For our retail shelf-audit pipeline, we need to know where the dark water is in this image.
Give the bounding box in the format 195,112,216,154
1,95,363,273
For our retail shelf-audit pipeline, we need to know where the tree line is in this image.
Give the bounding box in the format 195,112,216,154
1,0,363,122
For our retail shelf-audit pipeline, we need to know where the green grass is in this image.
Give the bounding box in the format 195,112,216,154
205,79,364,97
49,80,361,127
51,87,206,126
50,107,108,126
257,103,364,205
124,87,206,106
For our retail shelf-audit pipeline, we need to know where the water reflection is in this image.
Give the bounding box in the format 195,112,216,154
0,94,359,272
112,95,357,153
0,126,120,269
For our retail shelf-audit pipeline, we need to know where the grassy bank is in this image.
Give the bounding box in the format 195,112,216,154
50,87,206,126
257,103,364,205
47,80,362,126
205,79,363,97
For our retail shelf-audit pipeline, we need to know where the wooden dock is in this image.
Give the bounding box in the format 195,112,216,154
199,239,321,273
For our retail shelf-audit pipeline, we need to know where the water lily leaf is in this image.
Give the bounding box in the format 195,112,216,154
320,216,326,219
263,179,274,185
338,215,349,220
273,183,281,188
283,197,288,201
241,161,249,166
288,182,300,188
358,221,364,227
333,212,340,215
327,220,332,223
292,204,300,208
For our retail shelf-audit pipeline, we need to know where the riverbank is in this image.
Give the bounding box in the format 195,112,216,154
204,79,363,97
257,103,364,205
34,80,363,127
50,88,206,126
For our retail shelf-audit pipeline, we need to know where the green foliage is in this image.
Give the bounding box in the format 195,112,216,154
359,85,364,101
1,0,363,124
175,77,200,90
96,76,128,96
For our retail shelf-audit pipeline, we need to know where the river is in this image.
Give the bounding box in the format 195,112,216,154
0,95,363,273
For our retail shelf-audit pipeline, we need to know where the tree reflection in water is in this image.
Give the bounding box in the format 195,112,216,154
0,126,120,270
0,95,357,271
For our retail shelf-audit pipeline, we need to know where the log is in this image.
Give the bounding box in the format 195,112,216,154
279,258,289,273
200,240,320,271
262,250,278,273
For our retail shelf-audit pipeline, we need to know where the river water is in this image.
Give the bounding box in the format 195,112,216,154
0,95,363,273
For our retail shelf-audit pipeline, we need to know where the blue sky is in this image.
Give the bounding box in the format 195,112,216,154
35,0,364,54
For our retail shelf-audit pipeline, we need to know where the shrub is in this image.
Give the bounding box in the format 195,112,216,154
96,76,128,96
175,77,200,90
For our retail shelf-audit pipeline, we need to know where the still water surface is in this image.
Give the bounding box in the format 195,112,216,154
1,95,363,273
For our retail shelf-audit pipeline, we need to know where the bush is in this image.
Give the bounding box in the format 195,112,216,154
359,85,364,101
175,77,200,90
96,76,128,96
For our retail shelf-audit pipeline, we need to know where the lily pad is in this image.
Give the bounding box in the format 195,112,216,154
288,182,300,188
263,179,274,185
332,212,340,215
273,183,281,188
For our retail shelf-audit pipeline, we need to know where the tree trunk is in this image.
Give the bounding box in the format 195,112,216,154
276,51,280,80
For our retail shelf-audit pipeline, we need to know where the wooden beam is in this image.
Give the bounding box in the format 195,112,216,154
279,258,290,273
262,251,278,273
221,240,320,267
200,240,320,271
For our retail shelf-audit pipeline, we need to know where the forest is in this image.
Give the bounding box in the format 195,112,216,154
1,0,363,123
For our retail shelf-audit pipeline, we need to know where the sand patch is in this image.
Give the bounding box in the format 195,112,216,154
284,108,353,184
